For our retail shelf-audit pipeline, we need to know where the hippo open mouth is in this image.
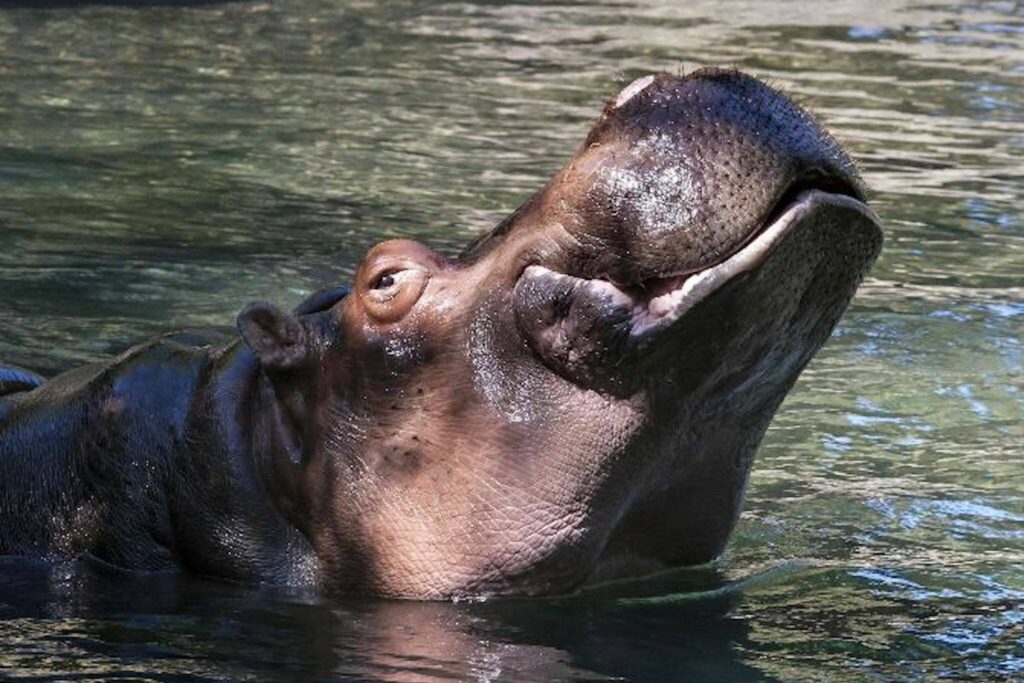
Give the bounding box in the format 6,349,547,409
0,67,883,599
513,188,879,392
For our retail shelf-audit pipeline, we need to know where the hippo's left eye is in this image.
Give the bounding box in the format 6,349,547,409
357,240,441,323
371,272,397,290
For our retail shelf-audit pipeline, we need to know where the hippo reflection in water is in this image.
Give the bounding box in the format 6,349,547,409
0,69,882,598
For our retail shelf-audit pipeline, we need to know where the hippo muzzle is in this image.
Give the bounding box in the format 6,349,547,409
486,69,882,395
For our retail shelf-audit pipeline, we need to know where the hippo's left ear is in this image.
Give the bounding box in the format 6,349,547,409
293,284,349,316
237,301,309,369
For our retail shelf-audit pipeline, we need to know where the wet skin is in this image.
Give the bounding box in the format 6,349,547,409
0,69,882,598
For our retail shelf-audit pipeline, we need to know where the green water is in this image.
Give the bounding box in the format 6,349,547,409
0,1,1021,680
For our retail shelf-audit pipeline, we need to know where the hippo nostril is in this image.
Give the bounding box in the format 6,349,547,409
614,74,656,109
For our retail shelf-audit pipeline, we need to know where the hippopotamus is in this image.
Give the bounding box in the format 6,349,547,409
0,68,882,598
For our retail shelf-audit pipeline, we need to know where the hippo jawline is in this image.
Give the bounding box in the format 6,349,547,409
512,188,880,386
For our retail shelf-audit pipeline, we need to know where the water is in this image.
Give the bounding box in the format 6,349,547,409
0,0,1021,679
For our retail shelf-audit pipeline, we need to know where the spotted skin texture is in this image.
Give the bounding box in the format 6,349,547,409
0,69,882,598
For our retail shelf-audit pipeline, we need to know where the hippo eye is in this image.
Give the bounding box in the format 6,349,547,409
371,272,398,290
359,249,433,323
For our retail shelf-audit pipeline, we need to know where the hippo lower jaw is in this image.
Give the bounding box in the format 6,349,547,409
513,189,881,391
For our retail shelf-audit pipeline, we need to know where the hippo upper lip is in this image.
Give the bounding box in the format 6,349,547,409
519,188,879,339
626,171,868,288
631,170,868,289
635,189,877,332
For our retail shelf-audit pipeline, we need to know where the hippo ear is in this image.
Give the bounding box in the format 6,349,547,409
237,301,308,369
293,284,349,316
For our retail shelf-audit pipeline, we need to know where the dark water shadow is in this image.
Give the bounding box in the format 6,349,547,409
0,557,773,681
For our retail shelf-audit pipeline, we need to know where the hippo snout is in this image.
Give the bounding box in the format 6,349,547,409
583,68,865,282
492,68,881,393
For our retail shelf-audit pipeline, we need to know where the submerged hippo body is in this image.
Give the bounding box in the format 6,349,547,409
0,69,882,598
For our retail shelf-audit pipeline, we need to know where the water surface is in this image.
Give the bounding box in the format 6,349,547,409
0,0,1021,680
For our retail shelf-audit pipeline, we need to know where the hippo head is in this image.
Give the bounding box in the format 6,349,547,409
238,68,882,598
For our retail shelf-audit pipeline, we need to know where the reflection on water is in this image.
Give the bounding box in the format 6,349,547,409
0,559,770,681
0,0,1021,680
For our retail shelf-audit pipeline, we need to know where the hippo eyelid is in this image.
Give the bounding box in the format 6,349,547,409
361,266,430,322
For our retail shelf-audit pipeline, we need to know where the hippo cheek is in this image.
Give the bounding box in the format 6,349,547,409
512,266,639,395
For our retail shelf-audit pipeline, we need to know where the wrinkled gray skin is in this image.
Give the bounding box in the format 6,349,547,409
0,69,882,598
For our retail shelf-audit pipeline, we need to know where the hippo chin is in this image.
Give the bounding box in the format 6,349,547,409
0,68,882,599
